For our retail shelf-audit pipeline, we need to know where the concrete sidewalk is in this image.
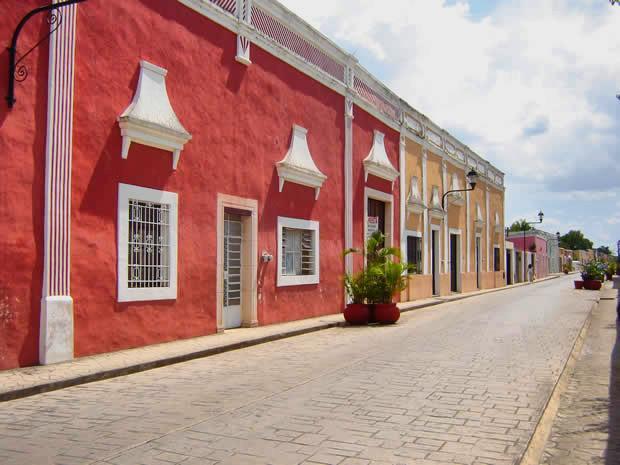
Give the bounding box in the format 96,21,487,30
0,275,559,402
539,279,620,465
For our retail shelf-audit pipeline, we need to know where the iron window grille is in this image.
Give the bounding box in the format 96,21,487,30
494,247,501,272
282,228,315,276
406,236,422,274
128,200,170,289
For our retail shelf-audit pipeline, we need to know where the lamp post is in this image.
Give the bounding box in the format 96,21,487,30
522,211,544,282
556,231,561,273
441,169,479,210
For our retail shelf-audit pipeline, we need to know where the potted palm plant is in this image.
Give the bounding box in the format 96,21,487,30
581,260,604,290
344,231,410,324
605,262,616,281
343,270,370,325
366,259,411,324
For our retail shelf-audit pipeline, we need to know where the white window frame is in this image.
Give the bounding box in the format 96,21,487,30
118,183,178,302
277,216,320,287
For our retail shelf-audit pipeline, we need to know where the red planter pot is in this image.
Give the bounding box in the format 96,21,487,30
343,304,370,325
583,280,602,290
574,280,584,289
374,303,400,324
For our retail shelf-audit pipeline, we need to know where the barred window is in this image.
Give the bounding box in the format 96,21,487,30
128,200,170,288
282,228,315,276
494,247,501,272
277,217,319,286
118,184,178,302
406,235,422,274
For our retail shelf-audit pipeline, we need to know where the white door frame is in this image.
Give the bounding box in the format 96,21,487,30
449,228,462,293
216,194,258,332
431,224,441,295
475,232,482,289
364,187,394,247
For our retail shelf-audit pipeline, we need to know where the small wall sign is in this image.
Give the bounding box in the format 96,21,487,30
367,216,379,239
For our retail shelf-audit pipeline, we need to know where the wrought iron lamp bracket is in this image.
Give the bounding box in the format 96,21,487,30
441,186,474,211
6,0,87,109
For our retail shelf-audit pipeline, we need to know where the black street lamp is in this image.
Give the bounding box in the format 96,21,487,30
556,231,561,272
522,210,543,281
441,169,478,210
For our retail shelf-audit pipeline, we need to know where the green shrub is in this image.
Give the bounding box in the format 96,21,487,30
581,260,605,281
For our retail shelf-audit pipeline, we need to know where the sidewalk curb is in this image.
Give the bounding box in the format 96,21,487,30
0,321,345,403
517,289,601,465
0,274,562,403
399,274,560,313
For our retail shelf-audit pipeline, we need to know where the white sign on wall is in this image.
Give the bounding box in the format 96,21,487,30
367,216,379,240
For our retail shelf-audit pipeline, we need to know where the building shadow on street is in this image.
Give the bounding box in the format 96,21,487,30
606,277,620,465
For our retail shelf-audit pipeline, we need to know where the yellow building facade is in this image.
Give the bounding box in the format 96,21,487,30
400,126,505,301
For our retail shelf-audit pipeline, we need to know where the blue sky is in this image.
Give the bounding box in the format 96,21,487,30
281,0,620,251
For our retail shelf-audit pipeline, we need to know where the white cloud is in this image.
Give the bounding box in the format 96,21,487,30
280,0,620,248
561,191,617,201
282,0,620,181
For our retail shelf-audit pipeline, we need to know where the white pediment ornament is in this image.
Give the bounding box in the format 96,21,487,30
475,203,485,229
407,176,426,216
449,173,465,206
363,131,399,186
118,61,192,170
276,125,327,200
429,186,445,220
494,212,502,233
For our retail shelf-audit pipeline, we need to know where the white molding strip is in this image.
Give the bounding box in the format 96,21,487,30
399,132,406,256
40,1,78,365
344,95,353,275
422,150,429,275
486,187,490,273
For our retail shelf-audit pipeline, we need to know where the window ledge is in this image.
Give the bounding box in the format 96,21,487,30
277,274,320,287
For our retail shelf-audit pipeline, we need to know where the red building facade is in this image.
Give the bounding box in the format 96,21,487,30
0,0,503,370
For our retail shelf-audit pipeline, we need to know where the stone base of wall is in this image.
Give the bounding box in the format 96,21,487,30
402,271,507,303
402,274,433,301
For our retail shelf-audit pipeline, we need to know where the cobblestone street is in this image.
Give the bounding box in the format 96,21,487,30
0,276,596,465
540,281,620,465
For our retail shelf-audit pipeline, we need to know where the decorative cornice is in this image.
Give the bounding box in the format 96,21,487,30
494,211,502,233
449,173,465,206
363,130,399,185
407,176,426,216
475,202,485,229
426,128,443,149
276,125,327,200
118,60,192,169
429,186,445,219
